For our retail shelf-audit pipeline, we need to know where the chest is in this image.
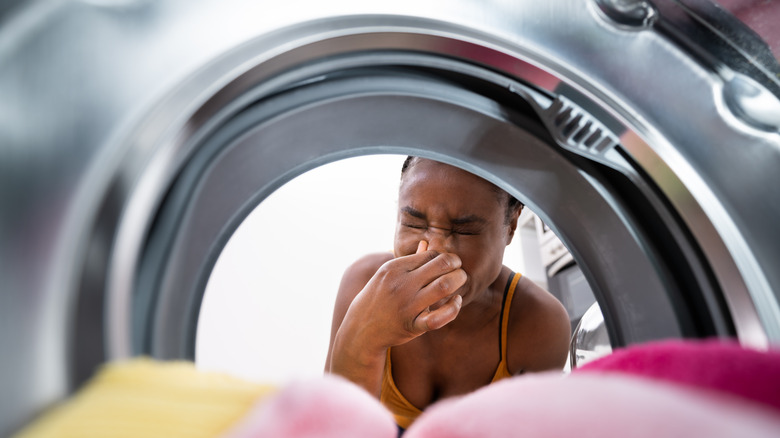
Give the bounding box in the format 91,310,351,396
389,319,504,410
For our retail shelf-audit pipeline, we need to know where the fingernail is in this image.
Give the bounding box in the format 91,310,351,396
417,240,428,253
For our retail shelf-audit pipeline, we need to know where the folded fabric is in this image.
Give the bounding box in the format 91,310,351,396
575,338,780,413
12,359,396,438
222,376,396,438
405,339,780,437
14,340,780,438
404,372,780,438
13,359,277,438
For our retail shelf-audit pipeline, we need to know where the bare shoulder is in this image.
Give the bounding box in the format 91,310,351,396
338,252,395,298
507,275,571,373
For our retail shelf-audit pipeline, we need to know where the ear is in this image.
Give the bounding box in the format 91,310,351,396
506,206,522,245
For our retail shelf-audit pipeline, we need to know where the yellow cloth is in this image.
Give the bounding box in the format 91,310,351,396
381,272,522,429
14,359,276,438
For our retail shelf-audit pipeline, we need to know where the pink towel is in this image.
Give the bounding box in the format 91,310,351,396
406,339,780,437
225,339,780,437
222,375,397,438
404,372,780,438
576,338,780,413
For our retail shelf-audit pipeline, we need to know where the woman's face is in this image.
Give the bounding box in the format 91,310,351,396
394,159,518,305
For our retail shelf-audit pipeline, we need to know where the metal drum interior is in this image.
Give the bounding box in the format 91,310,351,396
1,0,779,435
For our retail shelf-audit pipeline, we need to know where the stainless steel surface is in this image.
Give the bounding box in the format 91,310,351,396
136,60,687,359
571,303,613,368
2,0,779,435
723,72,780,131
595,0,659,28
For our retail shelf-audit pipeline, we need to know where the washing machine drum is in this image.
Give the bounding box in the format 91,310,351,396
1,0,779,434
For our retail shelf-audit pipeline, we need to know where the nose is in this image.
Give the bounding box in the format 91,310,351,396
425,227,453,253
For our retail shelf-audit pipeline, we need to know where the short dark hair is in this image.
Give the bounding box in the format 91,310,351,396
400,156,523,224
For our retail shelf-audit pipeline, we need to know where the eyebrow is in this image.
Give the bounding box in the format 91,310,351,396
451,215,487,225
401,206,487,225
401,206,426,219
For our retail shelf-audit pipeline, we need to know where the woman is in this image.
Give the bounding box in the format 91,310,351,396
325,157,571,430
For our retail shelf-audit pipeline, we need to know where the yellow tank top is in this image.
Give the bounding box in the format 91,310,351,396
380,272,522,430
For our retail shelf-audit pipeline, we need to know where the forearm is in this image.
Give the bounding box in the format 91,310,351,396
328,325,387,398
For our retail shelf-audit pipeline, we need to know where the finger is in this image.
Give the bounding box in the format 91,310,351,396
392,247,459,275
414,294,462,333
409,252,463,284
371,250,461,300
378,243,461,297
414,268,467,308
428,295,450,312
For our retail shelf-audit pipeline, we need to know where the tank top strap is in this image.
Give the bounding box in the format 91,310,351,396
498,272,522,362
